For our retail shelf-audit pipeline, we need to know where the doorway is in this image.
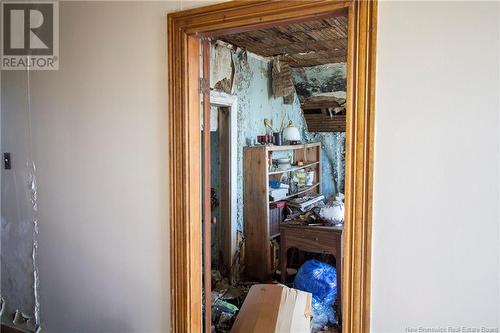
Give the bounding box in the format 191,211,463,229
209,91,238,281
167,1,377,332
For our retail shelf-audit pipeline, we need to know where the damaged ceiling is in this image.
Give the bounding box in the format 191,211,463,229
220,15,348,67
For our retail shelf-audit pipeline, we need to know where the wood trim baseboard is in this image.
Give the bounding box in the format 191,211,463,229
167,1,377,332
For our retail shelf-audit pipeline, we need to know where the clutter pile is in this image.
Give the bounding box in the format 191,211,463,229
211,270,256,333
282,193,344,227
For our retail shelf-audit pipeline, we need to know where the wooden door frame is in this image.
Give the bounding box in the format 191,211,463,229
167,1,377,332
210,91,239,280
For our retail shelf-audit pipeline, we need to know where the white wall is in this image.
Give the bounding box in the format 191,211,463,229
1,1,215,332
372,2,499,332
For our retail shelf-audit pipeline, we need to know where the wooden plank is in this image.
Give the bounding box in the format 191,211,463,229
180,2,351,36
268,161,320,175
269,183,320,204
168,31,203,332
243,147,270,280
266,142,321,152
202,38,211,333
342,1,378,332
305,114,346,132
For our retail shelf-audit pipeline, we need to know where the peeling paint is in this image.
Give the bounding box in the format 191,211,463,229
292,63,347,100
233,53,346,260
211,47,346,279
292,63,347,194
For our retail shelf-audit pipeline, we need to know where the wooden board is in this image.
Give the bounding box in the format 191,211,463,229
202,38,212,333
305,114,346,132
221,16,348,67
243,147,270,281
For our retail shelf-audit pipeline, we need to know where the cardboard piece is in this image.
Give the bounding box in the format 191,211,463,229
230,284,312,333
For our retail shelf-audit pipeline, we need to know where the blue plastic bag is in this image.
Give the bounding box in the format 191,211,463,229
294,260,337,330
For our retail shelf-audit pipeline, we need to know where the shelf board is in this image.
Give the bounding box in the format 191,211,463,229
269,161,320,175
265,142,321,152
269,182,320,204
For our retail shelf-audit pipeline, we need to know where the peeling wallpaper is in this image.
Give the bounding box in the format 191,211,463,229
293,63,348,197
292,63,347,99
228,50,346,250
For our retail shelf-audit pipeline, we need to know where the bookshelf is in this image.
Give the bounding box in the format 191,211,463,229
243,142,321,280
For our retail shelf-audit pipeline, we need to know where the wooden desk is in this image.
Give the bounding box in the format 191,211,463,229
279,224,343,319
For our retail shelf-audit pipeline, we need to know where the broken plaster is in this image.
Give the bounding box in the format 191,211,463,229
209,43,347,281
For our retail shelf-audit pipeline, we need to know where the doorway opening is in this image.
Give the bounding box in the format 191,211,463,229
167,2,377,332
205,13,348,333
209,91,238,282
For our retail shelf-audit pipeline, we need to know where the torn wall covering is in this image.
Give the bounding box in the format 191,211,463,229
291,63,347,195
210,48,346,277
1,71,40,331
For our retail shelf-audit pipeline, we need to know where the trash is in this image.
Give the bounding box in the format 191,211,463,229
217,311,236,332
213,299,239,333
294,260,338,331
213,299,239,315
317,326,338,333
231,284,312,333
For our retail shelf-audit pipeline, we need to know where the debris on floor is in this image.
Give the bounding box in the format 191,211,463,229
316,326,339,333
211,270,259,332
231,284,312,333
212,299,239,332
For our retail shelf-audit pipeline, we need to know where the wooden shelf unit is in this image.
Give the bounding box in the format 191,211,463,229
243,142,322,280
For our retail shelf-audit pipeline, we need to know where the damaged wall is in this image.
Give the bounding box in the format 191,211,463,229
292,63,346,99
1,1,223,331
1,71,38,331
292,63,348,196
231,50,306,240
227,50,347,267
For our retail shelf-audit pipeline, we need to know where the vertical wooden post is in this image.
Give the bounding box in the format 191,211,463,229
202,38,212,333
343,1,377,332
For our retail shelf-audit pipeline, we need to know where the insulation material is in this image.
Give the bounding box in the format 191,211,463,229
271,57,295,98
210,41,234,94
29,162,40,330
1,68,41,331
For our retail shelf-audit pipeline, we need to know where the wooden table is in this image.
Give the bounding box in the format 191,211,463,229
280,223,343,319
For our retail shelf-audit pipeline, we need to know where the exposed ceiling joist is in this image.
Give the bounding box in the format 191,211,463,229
220,16,348,67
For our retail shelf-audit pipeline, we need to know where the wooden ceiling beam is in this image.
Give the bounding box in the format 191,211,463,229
223,38,348,57
218,14,348,67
